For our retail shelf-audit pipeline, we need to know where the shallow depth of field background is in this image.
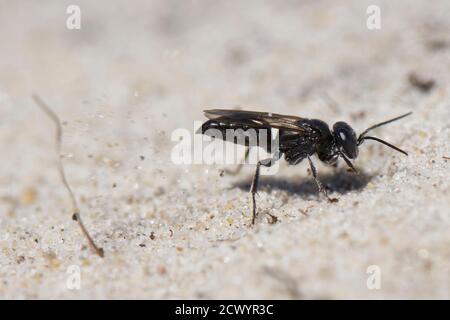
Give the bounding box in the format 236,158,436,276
0,0,449,299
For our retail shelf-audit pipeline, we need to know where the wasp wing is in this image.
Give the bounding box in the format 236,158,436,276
199,109,309,152
203,109,305,132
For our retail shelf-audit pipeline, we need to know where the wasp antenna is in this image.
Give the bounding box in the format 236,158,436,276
359,136,408,156
358,112,412,142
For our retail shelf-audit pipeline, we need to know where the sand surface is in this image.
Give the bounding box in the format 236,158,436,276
0,0,449,299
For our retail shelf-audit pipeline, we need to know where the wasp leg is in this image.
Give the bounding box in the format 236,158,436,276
250,152,281,225
223,147,250,176
307,155,338,203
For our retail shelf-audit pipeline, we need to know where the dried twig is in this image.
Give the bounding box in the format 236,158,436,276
32,94,104,257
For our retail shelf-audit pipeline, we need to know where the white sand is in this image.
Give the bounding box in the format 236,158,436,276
0,0,449,299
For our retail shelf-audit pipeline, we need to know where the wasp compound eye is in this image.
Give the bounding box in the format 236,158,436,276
333,122,358,159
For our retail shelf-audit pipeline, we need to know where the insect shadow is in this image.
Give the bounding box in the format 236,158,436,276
232,168,374,197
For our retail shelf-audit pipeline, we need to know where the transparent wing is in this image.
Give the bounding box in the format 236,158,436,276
203,109,305,132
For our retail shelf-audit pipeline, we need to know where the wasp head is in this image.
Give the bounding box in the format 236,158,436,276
333,122,359,159
331,112,412,174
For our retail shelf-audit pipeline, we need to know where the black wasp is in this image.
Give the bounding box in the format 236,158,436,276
198,109,411,225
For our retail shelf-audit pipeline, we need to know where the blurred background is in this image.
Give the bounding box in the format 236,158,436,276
0,0,449,299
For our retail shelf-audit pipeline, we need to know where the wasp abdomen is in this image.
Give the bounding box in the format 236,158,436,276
197,119,273,150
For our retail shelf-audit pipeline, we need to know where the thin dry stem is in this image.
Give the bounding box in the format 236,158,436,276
32,94,104,257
